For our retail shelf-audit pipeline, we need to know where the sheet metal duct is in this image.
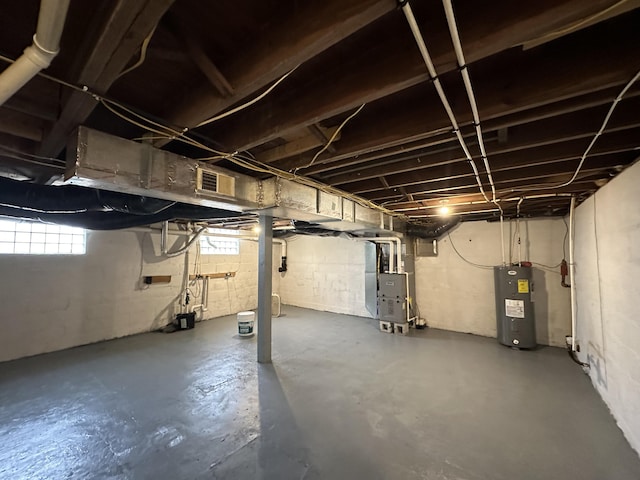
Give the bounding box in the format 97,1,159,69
257,177,400,235
64,128,405,234
66,127,260,212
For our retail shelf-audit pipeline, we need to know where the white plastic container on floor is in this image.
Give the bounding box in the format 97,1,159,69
237,311,255,337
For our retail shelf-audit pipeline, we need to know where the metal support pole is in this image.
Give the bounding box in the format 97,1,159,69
257,214,273,363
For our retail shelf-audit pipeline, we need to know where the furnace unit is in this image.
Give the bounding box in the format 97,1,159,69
378,273,407,323
494,266,536,348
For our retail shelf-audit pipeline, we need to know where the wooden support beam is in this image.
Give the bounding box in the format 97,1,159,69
274,20,639,174
165,14,234,98
360,151,635,200
208,1,638,153
325,98,640,186
299,85,640,176
341,130,640,194
158,0,397,147
257,126,339,164
398,186,414,202
0,109,46,142
1,76,61,122
389,184,598,213
38,0,175,157
308,124,337,154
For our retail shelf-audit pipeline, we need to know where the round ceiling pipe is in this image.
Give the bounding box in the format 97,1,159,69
0,0,71,106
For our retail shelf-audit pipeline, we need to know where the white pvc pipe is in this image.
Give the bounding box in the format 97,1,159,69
569,196,577,351
274,238,286,257
516,198,524,266
400,1,489,204
355,236,402,273
160,220,169,255
164,226,207,257
499,214,506,266
0,0,70,106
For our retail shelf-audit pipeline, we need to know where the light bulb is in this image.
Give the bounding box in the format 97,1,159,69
438,206,450,216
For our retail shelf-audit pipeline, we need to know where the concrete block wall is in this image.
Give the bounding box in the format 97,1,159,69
279,235,370,317
414,218,571,347
0,230,281,362
574,160,640,455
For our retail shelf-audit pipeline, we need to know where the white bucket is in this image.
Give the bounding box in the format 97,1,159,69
237,311,255,337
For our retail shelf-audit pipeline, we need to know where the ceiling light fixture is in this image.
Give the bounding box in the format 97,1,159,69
438,205,450,216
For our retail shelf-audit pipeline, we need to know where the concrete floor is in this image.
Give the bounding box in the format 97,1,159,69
1,307,638,480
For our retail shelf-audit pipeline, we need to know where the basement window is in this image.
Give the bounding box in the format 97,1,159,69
0,219,86,255
199,228,240,255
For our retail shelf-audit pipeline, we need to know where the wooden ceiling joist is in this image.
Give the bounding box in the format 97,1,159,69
208,1,638,153
38,0,176,157
157,0,398,147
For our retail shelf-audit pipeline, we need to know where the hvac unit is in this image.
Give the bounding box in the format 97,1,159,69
378,273,408,323
494,265,536,349
196,167,236,197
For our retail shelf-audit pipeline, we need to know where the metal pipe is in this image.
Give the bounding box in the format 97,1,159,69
377,241,395,273
354,236,402,273
569,196,577,351
0,0,71,106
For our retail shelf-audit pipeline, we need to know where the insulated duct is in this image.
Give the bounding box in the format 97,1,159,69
0,0,70,106
0,177,239,230
405,217,460,240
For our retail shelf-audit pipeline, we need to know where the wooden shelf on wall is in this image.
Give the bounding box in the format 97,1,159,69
143,275,172,284
189,272,236,280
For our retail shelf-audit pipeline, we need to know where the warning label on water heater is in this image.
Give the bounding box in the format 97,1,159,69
518,279,529,293
505,299,525,318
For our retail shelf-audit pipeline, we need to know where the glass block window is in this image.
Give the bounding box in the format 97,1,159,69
199,228,240,255
0,219,86,255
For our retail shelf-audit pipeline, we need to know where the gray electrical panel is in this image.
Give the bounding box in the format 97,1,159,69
378,273,407,322
494,266,536,349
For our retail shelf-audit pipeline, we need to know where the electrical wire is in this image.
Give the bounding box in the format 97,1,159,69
297,103,366,171
196,65,300,127
447,233,494,269
0,52,406,222
115,25,158,81
513,69,640,192
522,0,630,48
0,150,65,170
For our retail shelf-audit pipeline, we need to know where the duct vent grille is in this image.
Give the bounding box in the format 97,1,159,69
196,167,235,197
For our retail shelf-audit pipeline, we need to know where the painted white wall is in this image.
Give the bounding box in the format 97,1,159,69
279,235,370,317
0,230,281,362
574,160,640,454
415,218,571,346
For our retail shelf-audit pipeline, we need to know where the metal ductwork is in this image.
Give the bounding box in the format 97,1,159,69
63,127,407,234
66,127,260,213
0,127,463,236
